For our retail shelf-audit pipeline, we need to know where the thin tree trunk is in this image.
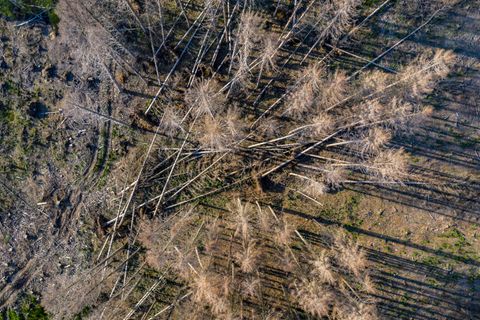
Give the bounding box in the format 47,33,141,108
146,22,203,114
261,130,342,177
152,116,197,216
174,0,190,27
347,6,445,80
123,0,148,34
156,0,165,42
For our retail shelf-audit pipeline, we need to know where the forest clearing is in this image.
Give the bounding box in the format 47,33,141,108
0,0,479,319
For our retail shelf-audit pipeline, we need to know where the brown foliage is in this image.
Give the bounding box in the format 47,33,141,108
41,268,118,320
185,79,226,117
334,232,368,277
369,148,409,183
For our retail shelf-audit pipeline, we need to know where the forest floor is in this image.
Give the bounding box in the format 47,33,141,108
290,0,480,318
0,0,479,319
193,1,480,318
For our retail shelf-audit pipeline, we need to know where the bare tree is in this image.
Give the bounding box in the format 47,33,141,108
256,34,278,87
300,0,362,62
229,11,262,92
185,79,226,117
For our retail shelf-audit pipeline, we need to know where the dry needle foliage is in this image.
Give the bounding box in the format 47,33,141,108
138,199,377,319
301,0,362,44
41,267,118,320
43,0,457,319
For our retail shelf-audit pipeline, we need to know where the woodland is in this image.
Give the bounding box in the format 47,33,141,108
0,0,479,319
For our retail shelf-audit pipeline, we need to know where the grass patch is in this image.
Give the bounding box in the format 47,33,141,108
94,127,109,173
342,194,362,227
439,228,469,252
421,255,442,267
0,103,32,176
425,277,440,287
96,150,118,188
73,306,91,320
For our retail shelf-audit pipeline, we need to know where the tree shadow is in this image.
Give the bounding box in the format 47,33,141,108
290,213,480,320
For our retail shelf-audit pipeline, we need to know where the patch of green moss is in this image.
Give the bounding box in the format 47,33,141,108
2,232,11,245
343,194,362,226
384,244,394,253
411,156,420,163
73,306,91,320
425,277,440,287
2,295,49,320
440,228,469,251
321,193,363,227
199,189,229,208
94,127,109,173
362,0,385,7
97,149,119,188
422,255,442,267
0,1,16,18
412,251,421,259
47,10,60,31
3,80,22,96
399,293,411,305
0,0,59,30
